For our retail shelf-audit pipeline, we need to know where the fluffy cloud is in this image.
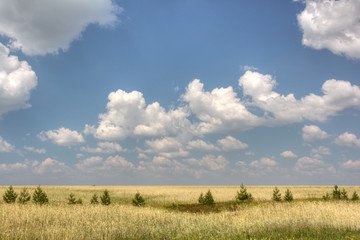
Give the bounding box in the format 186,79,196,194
311,146,331,158
302,125,328,142
0,162,27,172
94,89,191,140
280,150,297,158
32,158,71,174
0,43,37,117
0,136,15,152
335,132,360,148
250,157,278,168
297,0,360,58
239,71,360,124
76,155,134,173
217,136,248,151
341,160,360,170
38,127,84,146
24,146,46,154
0,0,121,55
185,155,229,170
294,156,336,176
187,139,219,151
81,141,125,154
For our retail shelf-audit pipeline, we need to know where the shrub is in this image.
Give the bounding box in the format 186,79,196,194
332,185,341,200
68,193,82,205
32,186,48,205
351,191,359,201
18,187,31,204
272,187,281,202
340,188,348,200
198,190,215,205
236,184,253,202
322,192,331,201
100,189,111,205
132,192,145,206
90,194,99,204
284,189,293,202
3,185,18,203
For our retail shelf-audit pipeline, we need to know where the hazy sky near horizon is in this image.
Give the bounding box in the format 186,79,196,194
0,0,360,185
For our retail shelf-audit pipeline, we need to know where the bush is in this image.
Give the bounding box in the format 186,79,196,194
90,194,99,204
272,187,281,202
332,185,341,200
100,189,111,205
32,186,48,205
67,193,82,205
284,189,293,202
351,191,359,201
340,188,348,200
322,192,331,201
18,187,31,204
236,184,253,202
3,185,18,203
198,190,215,205
132,192,145,206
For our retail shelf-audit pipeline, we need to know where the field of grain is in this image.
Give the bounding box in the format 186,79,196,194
0,185,359,239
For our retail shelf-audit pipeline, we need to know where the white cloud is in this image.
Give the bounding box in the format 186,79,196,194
76,155,134,173
38,127,84,146
76,156,103,172
297,0,360,58
245,151,255,156
302,125,328,141
0,43,37,117
94,89,191,140
335,132,360,148
185,155,229,170
32,158,71,174
311,146,331,158
187,139,219,151
24,146,46,154
294,156,336,176
217,136,248,151
341,160,360,170
0,136,15,152
103,155,134,169
145,137,182,153
81,141,125,154
281,150,297,158
0,0,121,55
0,162,27,172
250,157,278,168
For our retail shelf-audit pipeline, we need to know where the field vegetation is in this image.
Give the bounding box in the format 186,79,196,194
0,185,359,239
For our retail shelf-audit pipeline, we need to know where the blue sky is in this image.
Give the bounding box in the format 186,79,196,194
0,0,359,185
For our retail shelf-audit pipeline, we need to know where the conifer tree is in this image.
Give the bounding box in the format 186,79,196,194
32,186,48,205
236,184,253,202
198,190,214,205
3,185,18,203
90,194,99,204
351,191,359,201
18,187,31,204
332,185,341,200
340,188,348,200
284,189,293,202
132,192,145,206
68,193,77,204
100,189,111,205
272,187,281,202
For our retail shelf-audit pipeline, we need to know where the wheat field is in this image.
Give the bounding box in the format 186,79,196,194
0,185,359,239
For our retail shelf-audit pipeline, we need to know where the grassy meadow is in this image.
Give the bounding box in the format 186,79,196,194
0,185,360,239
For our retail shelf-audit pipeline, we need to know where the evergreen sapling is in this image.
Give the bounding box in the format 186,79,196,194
18,187,31,204
3,185,17,203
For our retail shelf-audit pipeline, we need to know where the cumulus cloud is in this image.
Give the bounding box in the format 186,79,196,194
38,127,85,146
297,0,360,58
0,162,27,172
94,89,191,140
32,158,71,174
0,43,37,117
335,132,360,148
0,136,15,152
184,155,229,170
294,156,336,176
281,150,297,158
76,155,134,173
24,146,46,154
311,146,331,158
250,157,278,168
0,0,121,55
81,141,125,154
341,160,360,170
187,139,220,151
217,136,248,151
302,125,328,141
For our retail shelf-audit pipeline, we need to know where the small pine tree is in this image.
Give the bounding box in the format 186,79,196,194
340,188,348,200
332,185,341,200
90,194,99,204
100,189,111,205
322,192,331,201
76,198,83,204
199,190,214,205
3,185,18,203
272,187,281,202
32,186,48,205
68,193,77,204
132,192,145,206
236,184,253,202
351,191,359,201
284,189,293,202
18,187,31,204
